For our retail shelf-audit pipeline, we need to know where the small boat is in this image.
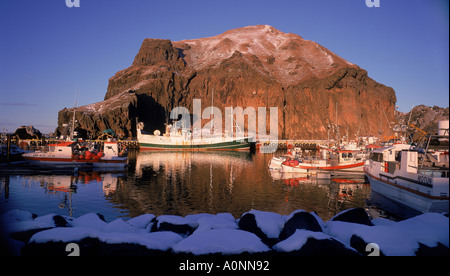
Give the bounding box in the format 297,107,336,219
269,148,302,170
280,150,366,174
364,137,449,214
22,140,128,169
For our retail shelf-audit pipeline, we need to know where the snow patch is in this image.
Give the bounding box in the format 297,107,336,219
245,210,286,239
172,228,270,255
352,213,449,256
273,229,332,252
29,227,183,251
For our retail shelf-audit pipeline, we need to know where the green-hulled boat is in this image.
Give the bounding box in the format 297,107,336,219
137,123,252,151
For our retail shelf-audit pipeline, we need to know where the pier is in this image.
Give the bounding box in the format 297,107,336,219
1,138,140,151
3,137,326,152
256,139,326,150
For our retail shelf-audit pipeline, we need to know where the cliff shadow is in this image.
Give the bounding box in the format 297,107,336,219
136,94,167,135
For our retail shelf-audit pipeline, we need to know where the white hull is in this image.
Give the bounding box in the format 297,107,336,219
363,143,449,214
138,131,252,151
281,161,365,174
365,169,448,213
24,157,128,169
23,141,128,170
268,157,285,170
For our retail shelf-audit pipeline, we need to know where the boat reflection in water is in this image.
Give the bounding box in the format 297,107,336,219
269,170,370,219
128,151,372,220
0,172,126,221
1,151,386,222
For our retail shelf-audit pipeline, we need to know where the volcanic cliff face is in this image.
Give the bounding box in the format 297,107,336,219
58,25,397,140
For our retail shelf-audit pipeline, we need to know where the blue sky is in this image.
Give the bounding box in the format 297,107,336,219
0,0,448,134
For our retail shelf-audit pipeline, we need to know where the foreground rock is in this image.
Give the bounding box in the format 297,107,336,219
1,208,448,256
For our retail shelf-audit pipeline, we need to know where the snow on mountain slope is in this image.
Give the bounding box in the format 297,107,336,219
174,25,356,86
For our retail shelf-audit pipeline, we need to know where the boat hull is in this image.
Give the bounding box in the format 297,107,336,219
364,167,449,214
23,156,127,169
269,157,285,170
139,137,252,151
281,161,365,174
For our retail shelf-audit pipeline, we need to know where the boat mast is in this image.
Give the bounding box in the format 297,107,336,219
70,84,78,141
211,88,214,136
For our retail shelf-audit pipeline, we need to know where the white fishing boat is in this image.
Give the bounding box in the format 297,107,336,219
364,134,449,213
22,140,128,169
280,150,366,174
137,122,252,151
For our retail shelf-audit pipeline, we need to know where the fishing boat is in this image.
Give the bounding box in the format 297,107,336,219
280,150,366,174
22,140,128,169
137,122,252,151
364,136,449,214
269,148,302,170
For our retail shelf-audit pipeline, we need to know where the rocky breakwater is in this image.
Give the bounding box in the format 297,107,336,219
1,208,448,256
56,25,397,139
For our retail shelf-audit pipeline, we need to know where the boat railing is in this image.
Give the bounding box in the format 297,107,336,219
28,145,54,153
418,167,450,178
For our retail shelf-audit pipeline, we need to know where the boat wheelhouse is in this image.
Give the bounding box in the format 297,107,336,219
364,141,449,214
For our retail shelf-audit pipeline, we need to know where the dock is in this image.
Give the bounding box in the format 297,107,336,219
3,137,325,153
256,139,326,150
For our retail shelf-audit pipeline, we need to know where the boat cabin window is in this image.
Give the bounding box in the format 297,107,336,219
369,152,383,162
343,152,353,158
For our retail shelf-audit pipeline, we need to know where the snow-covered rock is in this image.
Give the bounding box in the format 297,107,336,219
103,219,141,234
330,208,373,226
193,213,238,234
350,213,449,256
154,215,198,235
279,210,323,240
238,210,285,245
69,213,107,231
1,209,35,223
172,228,270,255
126,213,156,230
2,208,447,256
273,229,360,256
24,226,183,256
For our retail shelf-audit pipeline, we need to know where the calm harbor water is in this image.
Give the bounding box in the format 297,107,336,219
0,150,413,222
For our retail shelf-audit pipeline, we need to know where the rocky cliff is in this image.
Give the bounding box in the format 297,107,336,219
56,91,138,139
397,105,449,133
57,25,397,140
